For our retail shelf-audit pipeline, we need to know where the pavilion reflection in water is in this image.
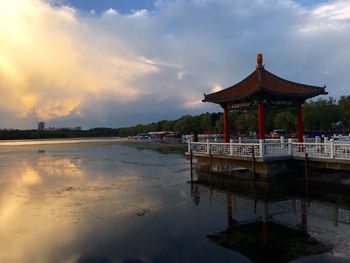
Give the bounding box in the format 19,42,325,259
190,172,350,262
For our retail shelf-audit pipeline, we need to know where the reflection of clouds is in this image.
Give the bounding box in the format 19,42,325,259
21,168,41,185
36,156,84,178
0,151,162,262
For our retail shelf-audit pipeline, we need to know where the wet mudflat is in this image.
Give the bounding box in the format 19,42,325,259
0,140,350,262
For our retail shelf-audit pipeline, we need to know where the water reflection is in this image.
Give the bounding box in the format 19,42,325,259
192,172,350,262
0,144,183,262
1,143,249,263
3,141,350,262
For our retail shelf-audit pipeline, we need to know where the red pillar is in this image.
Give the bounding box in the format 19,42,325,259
297,104,304,142
224,106,230,143
258,102,265,140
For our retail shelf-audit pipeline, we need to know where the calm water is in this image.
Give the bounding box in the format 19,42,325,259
0,140,350,262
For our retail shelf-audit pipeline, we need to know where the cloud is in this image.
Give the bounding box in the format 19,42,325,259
0,0,349,128
300,0,350,32
104,8,118,16
0,0,158,126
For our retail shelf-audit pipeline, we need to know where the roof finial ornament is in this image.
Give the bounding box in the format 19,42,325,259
256,53,264,69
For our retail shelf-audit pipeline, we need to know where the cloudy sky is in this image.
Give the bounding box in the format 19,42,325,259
0,0,349,129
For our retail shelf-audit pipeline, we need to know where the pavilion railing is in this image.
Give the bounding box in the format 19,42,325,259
293,142,331,159
264,142,290,157
334,143,350,159
189,140,261,158
188,139,350,160
294,141,350,160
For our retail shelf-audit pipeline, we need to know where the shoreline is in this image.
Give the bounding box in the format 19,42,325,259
0,137,187,154
0,137,127,146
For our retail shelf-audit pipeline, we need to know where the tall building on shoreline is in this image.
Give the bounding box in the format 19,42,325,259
38,122,45,131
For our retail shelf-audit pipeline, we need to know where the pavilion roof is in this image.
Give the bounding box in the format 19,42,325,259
203,54,327,107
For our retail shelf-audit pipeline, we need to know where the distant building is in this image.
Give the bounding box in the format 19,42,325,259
38,122,45,131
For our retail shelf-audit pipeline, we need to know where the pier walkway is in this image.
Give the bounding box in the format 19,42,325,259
188,138,350,161
187,138,350,175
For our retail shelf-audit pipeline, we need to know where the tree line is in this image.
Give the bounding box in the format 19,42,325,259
117,96,350,137
0,128,117,140
0,96,348,140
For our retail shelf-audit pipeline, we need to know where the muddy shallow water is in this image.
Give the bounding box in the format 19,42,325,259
0,142,244,263
0,141,350,262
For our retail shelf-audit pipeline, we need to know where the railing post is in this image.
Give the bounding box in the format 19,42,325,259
230,139,233,156
187,139,191,153
323,136,328,154
330,138,335,158
259,139,264,158
288,138,293,156
206,139,210,154
315,136,320,143
190,149,193,182
280,136,284,143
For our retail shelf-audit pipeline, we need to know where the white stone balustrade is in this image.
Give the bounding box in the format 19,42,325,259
188,138,350,160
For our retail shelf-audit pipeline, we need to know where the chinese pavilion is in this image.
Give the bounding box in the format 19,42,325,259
203,54,327,143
